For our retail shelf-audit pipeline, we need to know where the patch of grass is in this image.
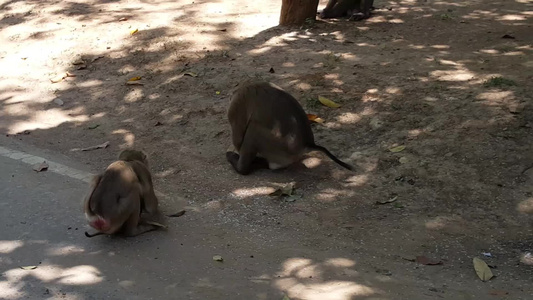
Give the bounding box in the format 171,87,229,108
323,52,342,68
306,96,320,109
483,76,517,88
439,13,453,20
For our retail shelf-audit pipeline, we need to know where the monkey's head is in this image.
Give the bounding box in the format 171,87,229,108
118,149,148,166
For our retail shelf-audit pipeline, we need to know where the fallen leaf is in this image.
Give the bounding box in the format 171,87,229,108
473,257,493,281
416,256,443,265
17,130,31,135
66,72,76,77
72,60,85,65
128,76,142,81
91,55,104,62
145,221,167,229
183,72,198,77
53,98,64,106
168,210,186,217
126,81,144,86
33,161,49,172
269,182,296,197
213,255,223,262
389,145,406,153
50,73,67,83
489,290,508,296
119,17,128,21
269,67,275,73
215,91,221,95
87,124,100,129
20,266,37,270
376,196,398,205
318,96,341,108
307,114,325,124
285,195,302,202
73,141,110,152
130,28,138,35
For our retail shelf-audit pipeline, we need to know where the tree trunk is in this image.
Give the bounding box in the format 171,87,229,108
279,0,320,26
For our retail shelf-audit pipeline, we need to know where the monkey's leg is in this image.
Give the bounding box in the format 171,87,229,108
123,210,160,237
141,184,159,215
349,0,372,21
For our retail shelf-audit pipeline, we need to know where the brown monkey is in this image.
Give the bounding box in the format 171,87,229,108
83,149,162,237
319,0,374,21
226,81,354,175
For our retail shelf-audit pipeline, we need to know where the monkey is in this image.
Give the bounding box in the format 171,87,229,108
319,0,374,21
226,81,354,175
83,149,163,238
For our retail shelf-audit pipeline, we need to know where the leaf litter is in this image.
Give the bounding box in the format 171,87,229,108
473,257,494,281
33,161,49,172
318,95,341,108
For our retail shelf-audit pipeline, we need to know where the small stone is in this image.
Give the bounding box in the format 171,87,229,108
53,98,64,106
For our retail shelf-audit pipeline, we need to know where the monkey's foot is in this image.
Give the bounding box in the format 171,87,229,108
348,12,370,21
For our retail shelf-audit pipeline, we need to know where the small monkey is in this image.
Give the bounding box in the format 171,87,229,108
84,149,162,237
319,0,374,21
226,81,354,175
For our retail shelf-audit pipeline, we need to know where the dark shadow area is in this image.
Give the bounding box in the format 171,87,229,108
0,0,532,299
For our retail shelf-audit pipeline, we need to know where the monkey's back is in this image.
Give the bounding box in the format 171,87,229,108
228,81,315,156
89,161,140,216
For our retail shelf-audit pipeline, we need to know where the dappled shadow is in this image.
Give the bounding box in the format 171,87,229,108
1,0,532,298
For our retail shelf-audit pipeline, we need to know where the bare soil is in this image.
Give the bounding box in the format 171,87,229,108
1,0,532,299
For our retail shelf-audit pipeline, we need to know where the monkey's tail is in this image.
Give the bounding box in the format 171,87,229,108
311,145,354,171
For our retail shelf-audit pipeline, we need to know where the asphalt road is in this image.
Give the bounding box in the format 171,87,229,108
0,138,283,300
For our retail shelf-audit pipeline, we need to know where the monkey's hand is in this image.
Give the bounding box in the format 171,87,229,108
226,151,239,164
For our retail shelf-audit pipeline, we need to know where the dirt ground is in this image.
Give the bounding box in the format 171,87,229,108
1,0,532,299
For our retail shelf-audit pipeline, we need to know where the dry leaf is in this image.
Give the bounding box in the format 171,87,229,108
73,141,110,152
489,290,508,296
20,266,37,270
389,145,406,153
119,17,128,21
213,255,223,261
128,76,142,81
50,73,67,83
33,161,49,172
72,60,85,65
318,96,341,108
130,28,138,35
376,196,398,205
183,72,198,77
473,257,493,281
91,55,104,62
145,221,167,229
307,114,325,124
269,182,296,197
168,210,186,217
416,256,443,265
66,72,76,77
